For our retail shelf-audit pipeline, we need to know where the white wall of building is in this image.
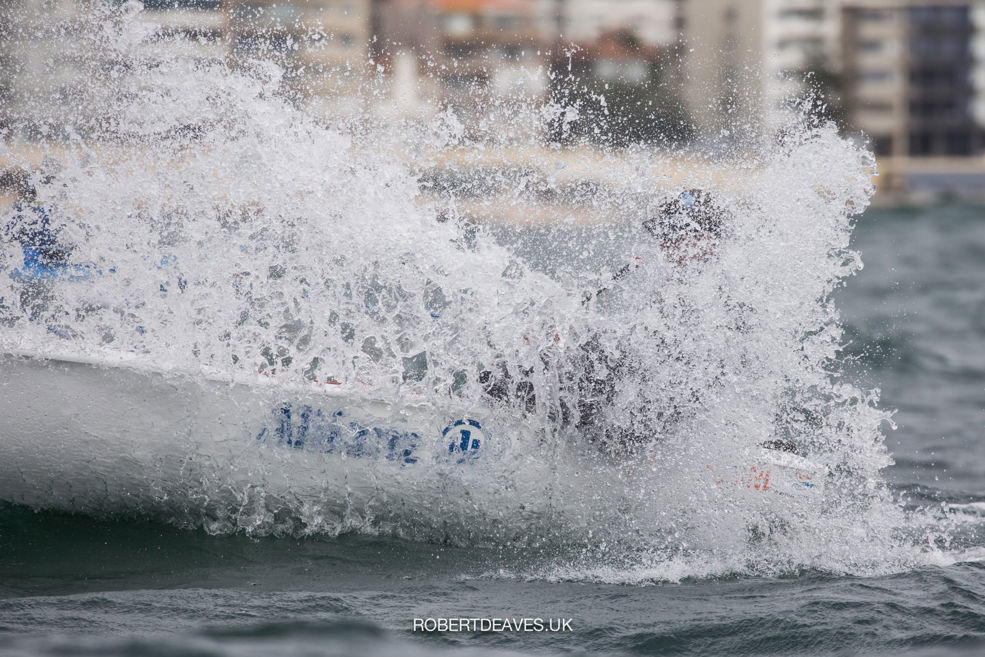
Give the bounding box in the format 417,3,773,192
760,0,841,126
532,0,677,46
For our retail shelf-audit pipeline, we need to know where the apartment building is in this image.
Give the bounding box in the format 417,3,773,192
226,0,372,117
538,0,677,47
841,1,985,157
679,0,985,157
1,0,79,136
0,0,377,136
0,0,232,137
374,0,548,127
680,0,840,138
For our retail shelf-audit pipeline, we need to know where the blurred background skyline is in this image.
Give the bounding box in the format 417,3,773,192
3,0,985,202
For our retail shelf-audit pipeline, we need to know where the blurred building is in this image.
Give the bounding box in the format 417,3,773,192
546,27,690,146
0,0,98,138
537,0,677,47
226,0,372,117
0,0,376,137
372,0,440,116
139,1,228,61
374,0,548,130
680,0,840,138
432,0,545,104
841,1,985,157
679,0,985,159
1,0,231,138
6,0,985,162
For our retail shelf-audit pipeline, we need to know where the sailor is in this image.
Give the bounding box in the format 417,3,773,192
1,169,73,279
587,188,728,305
480,188,733,455
574,189,732,454
2,168,105,287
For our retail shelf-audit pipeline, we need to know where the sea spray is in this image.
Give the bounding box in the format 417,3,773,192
0,3,937,578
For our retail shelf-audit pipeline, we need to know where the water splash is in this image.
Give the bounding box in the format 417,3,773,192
0,4,944,578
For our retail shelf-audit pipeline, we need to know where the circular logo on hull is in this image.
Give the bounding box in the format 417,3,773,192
442,419,486,462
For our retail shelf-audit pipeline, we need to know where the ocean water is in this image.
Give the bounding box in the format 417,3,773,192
1,5,985,656
1,203,985,657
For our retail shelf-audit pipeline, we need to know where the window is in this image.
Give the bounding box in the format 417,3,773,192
857,40,885,52
909,6,969,26
861,101,893,113
872,136,893,156
777,37,824,57
946,132,971,155
858,9,893,22
493,14,519,30
909,99,965,119
779,8,823,21
909,132,933,155
440,13,475,36
859,69,893,83
910,67,971,87
910,37,936,57
911,36,970,58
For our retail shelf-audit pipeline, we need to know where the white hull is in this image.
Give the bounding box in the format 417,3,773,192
0,350,822,528
0,352,500,515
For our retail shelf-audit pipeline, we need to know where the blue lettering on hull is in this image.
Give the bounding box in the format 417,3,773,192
257,403,486,465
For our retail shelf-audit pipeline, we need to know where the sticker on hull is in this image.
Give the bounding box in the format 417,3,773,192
258,403,486,465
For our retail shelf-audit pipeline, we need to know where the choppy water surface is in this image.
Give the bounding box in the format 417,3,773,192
3,205,983,657
1,204,984,657
1,5,984,656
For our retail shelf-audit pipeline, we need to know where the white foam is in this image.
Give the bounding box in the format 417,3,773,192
0,3,957,579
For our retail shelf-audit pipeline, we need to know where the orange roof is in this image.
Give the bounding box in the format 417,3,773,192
432,0,527,11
